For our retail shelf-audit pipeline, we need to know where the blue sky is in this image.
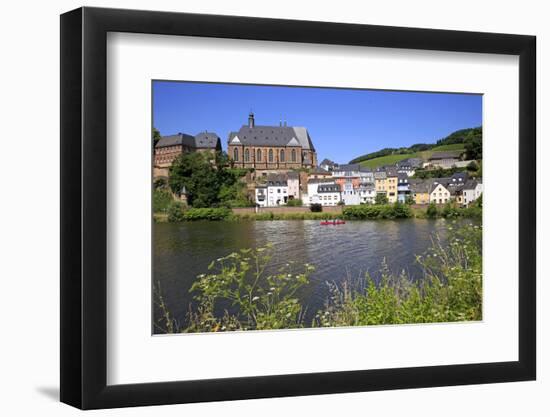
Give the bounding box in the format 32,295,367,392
153,81,482,164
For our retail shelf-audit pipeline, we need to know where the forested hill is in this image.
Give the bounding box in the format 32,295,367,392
349,126,482,165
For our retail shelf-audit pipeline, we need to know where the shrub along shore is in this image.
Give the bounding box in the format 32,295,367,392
154,200,482,223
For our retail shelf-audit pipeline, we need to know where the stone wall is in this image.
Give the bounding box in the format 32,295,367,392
232,206,343,215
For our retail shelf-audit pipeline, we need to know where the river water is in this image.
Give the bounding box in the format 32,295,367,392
153,219,466,332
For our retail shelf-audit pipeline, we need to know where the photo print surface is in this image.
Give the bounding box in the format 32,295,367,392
152,81,483,335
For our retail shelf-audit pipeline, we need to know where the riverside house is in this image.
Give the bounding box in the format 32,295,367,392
307,180,341,206
265,173,289,206
385,167,399,203
462,179,483,206
410,179,430,205
374,169,388,199
397,172,411,203
429,180,451,204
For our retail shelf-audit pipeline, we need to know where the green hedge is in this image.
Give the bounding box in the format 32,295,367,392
342,203,413,220
182,207,232,221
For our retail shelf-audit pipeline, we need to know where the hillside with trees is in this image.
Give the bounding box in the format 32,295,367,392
349,126,482,165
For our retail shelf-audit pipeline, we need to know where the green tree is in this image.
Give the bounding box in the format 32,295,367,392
466,161,479,172
167,201,185,222
168,151,251,208
375,193,389,205
426,203,439,218
465,136,482,160
169,152,222,208
152,127,161,148
310,203,323,212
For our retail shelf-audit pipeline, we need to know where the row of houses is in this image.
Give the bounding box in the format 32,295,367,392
255,166,482,208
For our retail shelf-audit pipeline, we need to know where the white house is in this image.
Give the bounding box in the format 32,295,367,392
307,180,341,206
462,180,483,206
265,174,289,206
317,183,342,206
287,171,301,202
429,181,451,204
357,183,376,204
255,185,268,207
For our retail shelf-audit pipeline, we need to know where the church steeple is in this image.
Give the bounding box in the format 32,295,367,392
248,112,255,128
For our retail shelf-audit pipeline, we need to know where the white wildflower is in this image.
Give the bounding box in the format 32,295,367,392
252,296,260,301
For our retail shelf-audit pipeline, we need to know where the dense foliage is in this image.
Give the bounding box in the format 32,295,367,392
375,193,389,205
153,189,173,213
167,201,185,222
152,127,161,148
310,203,323,212
182,207,232,221
286,198,303,207
185,244,314,332
342,203,413,220
168,152,252,208
413,166,469,179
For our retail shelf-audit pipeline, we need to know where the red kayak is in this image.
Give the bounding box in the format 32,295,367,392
320,220,346,225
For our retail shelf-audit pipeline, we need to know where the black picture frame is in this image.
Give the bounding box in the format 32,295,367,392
60,6,536,410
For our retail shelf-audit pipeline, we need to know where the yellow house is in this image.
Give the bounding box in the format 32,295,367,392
374,171,388,201
385,168,398,203
410,180,430,205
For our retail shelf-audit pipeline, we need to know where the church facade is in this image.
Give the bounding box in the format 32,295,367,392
227,113,317,173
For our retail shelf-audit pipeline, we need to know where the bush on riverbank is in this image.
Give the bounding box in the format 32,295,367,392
167,201,185,222
153,189,174,213
310,203,323,212
342,202,413,220
156,222,482,333
286,198,303,207
182,207,232,221
184,244,314,332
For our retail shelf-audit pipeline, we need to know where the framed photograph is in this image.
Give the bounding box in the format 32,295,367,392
60,7,536,409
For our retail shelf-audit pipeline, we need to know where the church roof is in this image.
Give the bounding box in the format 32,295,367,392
228,125,315,151
156,132,221,149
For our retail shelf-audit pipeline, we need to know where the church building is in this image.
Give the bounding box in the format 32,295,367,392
227,113,317,173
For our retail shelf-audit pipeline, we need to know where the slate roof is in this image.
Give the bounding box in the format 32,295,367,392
194,132,221,148
318,184,341,193
156,132,221,149
266,173,288,186
463,179,481,190
308,179,336,185
287,171,300,180
334,163,372,173
155,133,195,148
409,179,431,193
228,125,315,151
